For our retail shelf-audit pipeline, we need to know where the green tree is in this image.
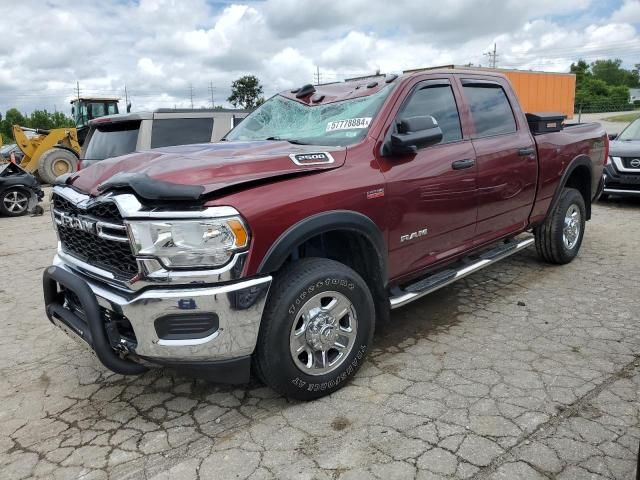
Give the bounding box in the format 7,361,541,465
570,60,591,85
28,110,54,130
0,108,74,142
571,59,637,112
591,59,624,86
0,108,26,142
227,75,265,109
50,111,74,128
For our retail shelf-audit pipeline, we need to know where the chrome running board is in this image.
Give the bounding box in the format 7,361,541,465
389,236,535,309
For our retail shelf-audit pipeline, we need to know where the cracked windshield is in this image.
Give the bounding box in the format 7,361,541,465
226,84,393,146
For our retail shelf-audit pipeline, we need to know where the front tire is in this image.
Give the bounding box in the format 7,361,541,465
535,187,586,264
254,258,375,400
38,148,78,184
0,188,30,216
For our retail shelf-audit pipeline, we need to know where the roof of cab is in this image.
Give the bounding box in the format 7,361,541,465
278,69,510,106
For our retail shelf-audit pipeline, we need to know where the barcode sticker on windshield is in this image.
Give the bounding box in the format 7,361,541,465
326,117,372,132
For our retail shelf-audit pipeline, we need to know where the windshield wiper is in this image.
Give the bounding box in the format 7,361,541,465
265,136,308,145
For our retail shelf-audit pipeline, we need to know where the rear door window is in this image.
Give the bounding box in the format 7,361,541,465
150,118,214,148
83,121,141,160
462,83,517,137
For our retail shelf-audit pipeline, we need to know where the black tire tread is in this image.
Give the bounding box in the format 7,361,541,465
535,187,585,265
254,258,374,399
38,148,78,185
0,187,30,217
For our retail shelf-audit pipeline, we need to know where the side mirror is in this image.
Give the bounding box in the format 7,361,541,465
388,115,443,154
127,102,132,113
71,106,75,115
608,133,618,141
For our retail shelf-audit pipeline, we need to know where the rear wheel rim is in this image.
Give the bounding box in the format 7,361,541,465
563,204,581,250
289,291,358,376
3,190,28,213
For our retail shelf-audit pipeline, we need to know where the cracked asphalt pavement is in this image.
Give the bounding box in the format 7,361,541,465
1,193,639,479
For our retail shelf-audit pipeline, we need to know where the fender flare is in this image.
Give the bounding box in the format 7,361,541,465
547,154,593,220
0,182,34,196
257,210,388,285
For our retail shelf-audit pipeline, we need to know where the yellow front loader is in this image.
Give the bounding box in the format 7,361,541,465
12,125,81,184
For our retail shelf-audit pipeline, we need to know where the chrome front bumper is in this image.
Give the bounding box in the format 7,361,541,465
50,254,271,363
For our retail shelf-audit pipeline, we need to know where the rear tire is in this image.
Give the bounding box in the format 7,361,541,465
535,187,586,265
254,258,375,400
38,148,78,184
0,188,30,216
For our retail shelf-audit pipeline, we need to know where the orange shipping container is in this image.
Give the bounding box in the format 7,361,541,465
499,69,576,119
404,66,576,119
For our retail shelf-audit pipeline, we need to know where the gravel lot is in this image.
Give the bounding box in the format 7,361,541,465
1,193,639,480
574,112,633,136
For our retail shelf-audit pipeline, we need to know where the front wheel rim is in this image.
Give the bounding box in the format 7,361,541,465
52,158,72,176
3,191,28,213
289,291,358,376
563,204,581,250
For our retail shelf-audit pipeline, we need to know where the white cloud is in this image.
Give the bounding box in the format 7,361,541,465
611,0,640,23
137,58,164,77
0,0,637,115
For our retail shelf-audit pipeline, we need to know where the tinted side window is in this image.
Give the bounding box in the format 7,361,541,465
463,85,516,137
400,84,462,145
83,121,141,160
150,118,214,148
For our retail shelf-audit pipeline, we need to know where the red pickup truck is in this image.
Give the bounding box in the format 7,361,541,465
43,70,606,400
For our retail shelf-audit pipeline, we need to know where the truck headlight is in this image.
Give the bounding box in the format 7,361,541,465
127,217,249,268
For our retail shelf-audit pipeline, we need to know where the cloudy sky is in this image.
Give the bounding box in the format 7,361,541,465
0,0,639,115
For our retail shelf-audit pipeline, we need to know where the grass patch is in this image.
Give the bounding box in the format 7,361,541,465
602,112,640,123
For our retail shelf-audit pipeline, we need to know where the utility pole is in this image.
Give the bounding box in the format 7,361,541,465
189,84,194,109
76,81,81,103
209,81,215,108
484,43,498,69
314,66,321,85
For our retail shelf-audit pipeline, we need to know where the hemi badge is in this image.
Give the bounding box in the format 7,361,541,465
366,188,385,199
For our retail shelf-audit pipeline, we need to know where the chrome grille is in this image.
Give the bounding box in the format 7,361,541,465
52,193,138,280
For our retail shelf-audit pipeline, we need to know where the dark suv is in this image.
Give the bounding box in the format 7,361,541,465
80,108,249,169
602,117,640,198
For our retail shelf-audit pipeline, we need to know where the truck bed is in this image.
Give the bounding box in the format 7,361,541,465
530,122,607,224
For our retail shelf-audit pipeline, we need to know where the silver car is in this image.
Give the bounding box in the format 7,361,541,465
80,108,249,169
602,117,640,198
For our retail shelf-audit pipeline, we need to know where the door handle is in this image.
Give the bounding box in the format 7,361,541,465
451,159,475,170
518,147,535,157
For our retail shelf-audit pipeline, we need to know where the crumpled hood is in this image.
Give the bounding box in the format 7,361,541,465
68,141,346,199
609,140,640,157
